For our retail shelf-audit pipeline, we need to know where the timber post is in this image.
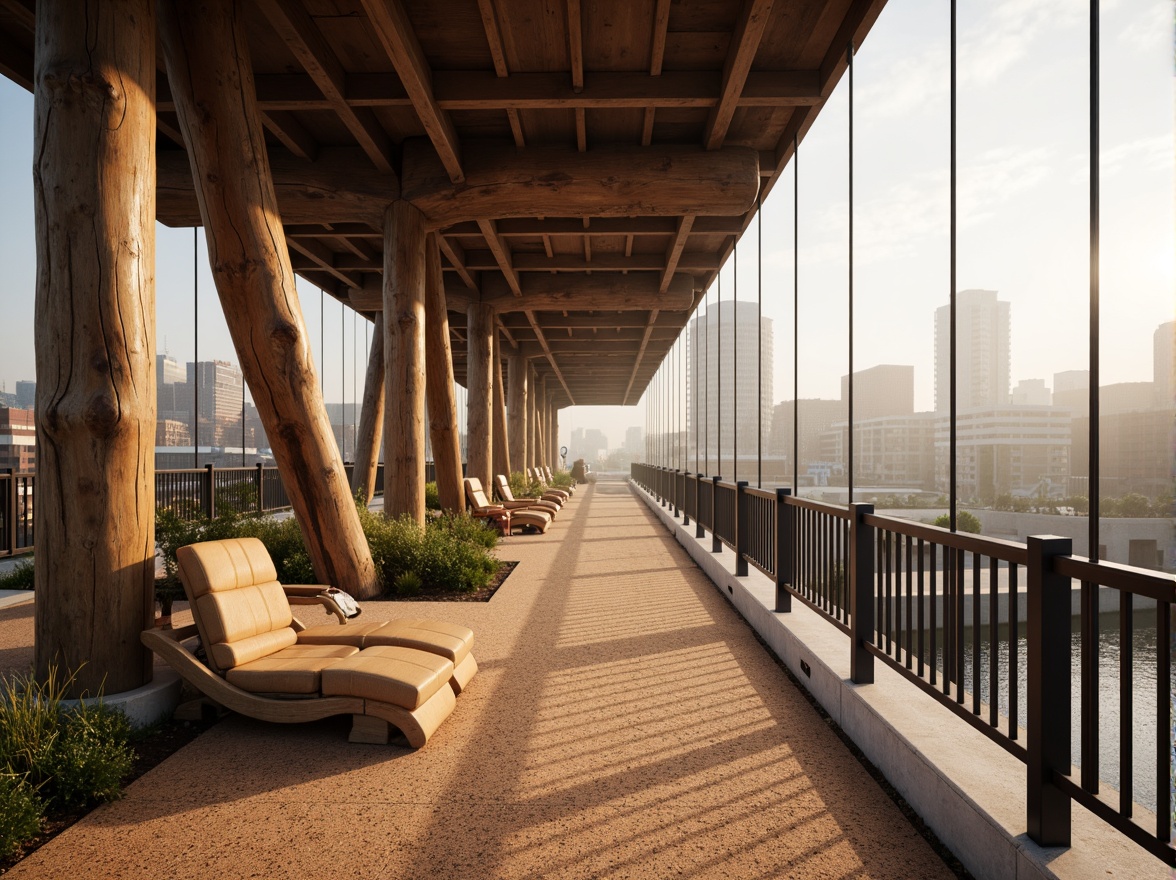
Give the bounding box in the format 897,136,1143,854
507,354,527,475
466,302,495,491
423,233,463,511
527,363,538,472
382,200,428,525
160,0,378,597
492,332,511,479
352,314,385,504
33,0,157,696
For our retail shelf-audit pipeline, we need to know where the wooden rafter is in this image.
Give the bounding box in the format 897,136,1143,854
660,215,695,292
256,0,393,173
703,0,775,150
525,310,575,405
477,219,521,296
287,239,363,289
359,0,464,184
567,0,584,92
642,0,672,146
261,110,317,161
461,250,718,274
437,235,478,291
622,312,659,405
474,0,526,147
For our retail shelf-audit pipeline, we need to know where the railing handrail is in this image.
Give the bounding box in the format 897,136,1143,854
1054,554,1176,602
863,511,1030,565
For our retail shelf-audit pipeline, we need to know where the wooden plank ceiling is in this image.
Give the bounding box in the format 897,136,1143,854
0,0,887,408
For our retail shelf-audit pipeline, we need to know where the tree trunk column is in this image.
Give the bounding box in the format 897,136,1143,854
466,302,495,491
492,332,511,479
550,401,560,469
508,355,527,474
536,376,548,468
527,364,539,471
423,234,463,511
33,0,157,696
352,314,385,504
162,0,378,596
383,200,428,524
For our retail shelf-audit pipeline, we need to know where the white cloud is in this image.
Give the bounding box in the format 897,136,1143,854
858,47,950,122
961,0,1085,85
1114,2,1172,52
958,146,1054,225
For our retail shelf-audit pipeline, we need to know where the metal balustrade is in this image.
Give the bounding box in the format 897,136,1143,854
631,462,1175,866
0,469,34,557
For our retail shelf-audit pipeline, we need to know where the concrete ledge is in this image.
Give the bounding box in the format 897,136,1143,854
61,667,183,729
633,483,1167,880
0,589,34,609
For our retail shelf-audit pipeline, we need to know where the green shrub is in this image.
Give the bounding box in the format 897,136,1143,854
358,507,500,594
0,668,135,815
549,470,574,490
424,482,441,511
393,571,423,596
0,560,34,591
0,773,42,859
508,471,544,499
932,511,982,533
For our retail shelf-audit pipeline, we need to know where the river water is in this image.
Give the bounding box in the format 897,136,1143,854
940,606,1175,816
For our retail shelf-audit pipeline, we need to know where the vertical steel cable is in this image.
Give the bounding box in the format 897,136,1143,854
793,136,799,496
193,228,199,467
695,304,700,475
734,242,738,484
717,273,722,477
705,283,710,475
847,39,855,504
757,189,762,487
949,0,958,532
341,298,346,461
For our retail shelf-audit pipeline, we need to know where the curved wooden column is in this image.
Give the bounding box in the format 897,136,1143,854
549,400,560,469
492,333,511,479
33,0,157,696
507,354,527,475
423,234,463,511
351,314,385,504
383,200,427,525
527,363,538,471
466,302,495,492
159,0,378,597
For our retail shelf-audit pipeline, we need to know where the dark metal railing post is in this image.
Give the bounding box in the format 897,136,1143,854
735,481,749,576
683,473,692,527
775,488,793,612
204,463,216,520
695,473,706,539
673,469,681,517
5,469,15,555
255,461,265,512
1026,534,1073,847
849,502,875,684
711,475,722,553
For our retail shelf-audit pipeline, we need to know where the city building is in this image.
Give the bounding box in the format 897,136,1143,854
1101,381,1155,415
934,406,1072,502
1155,320,1174,407
687,300,773,465
156,354,185,387
1071,408,1175,500
188,360,245,447
624,426,643,455
823,412,936,490
571,427,607,463
15,380,35,410
0,407,35,472
1052,369,1089,416
768,398,846,480
1011,379,1051,406
934,289,1010,412
839,365,913,420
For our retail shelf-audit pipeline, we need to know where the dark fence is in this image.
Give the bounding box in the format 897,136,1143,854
0,469,34,557
631,462,1175,866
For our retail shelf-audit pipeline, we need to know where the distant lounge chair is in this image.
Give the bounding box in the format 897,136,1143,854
465,477,551,534
141,537,477,746
543,465,575,495
493,474,560,518
528,467,570,504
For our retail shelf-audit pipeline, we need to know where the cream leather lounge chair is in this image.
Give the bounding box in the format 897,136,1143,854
493,474,560,518
141,537,477,746
528,467,570,504
465,477,551,534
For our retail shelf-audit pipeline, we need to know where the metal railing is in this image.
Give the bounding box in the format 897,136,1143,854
1,469,34,557
631,462,1175,866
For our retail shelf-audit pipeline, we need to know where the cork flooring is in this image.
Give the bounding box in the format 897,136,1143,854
2,479,956,879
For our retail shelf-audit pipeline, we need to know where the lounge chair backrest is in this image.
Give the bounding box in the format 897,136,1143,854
493,474,516,502
176,537,296,675
464,477,494,510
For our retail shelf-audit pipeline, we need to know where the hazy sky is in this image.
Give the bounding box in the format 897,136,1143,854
0,0,1172,454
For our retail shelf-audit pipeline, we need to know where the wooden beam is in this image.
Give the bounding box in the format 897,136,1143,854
256,0,393,173
34,0,156,696
660,215,695,292
479,271,695,312
261,109,318,161
477,218,521,296
819,0,888,96
157,147,398,227
437,234,478,290
642,0,671,147
359,0,464,183
424,234,464,512
622,310,659,404
351,315,385,504
567,0,583,92
287,237,363,289
159,0,379,596
461,250,719,274
499,312,674,330
402,140,760,226
516,339,669,358
703,0,775,150
525,312,575,406
383,201,428,525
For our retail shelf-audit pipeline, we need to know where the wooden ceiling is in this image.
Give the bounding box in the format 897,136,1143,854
0,0,887,408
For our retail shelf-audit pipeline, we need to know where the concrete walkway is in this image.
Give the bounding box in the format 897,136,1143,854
2,480,955,879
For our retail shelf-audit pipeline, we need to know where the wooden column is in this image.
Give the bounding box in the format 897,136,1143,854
466,302,494,491
383,200,427,524
351,314,385,504
550,401,560,469
507,354,527,475
492,332,511,479
423,234,463,511
160,0,378,597
537,376,548,468
33,0,156,696
527,363,539,471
